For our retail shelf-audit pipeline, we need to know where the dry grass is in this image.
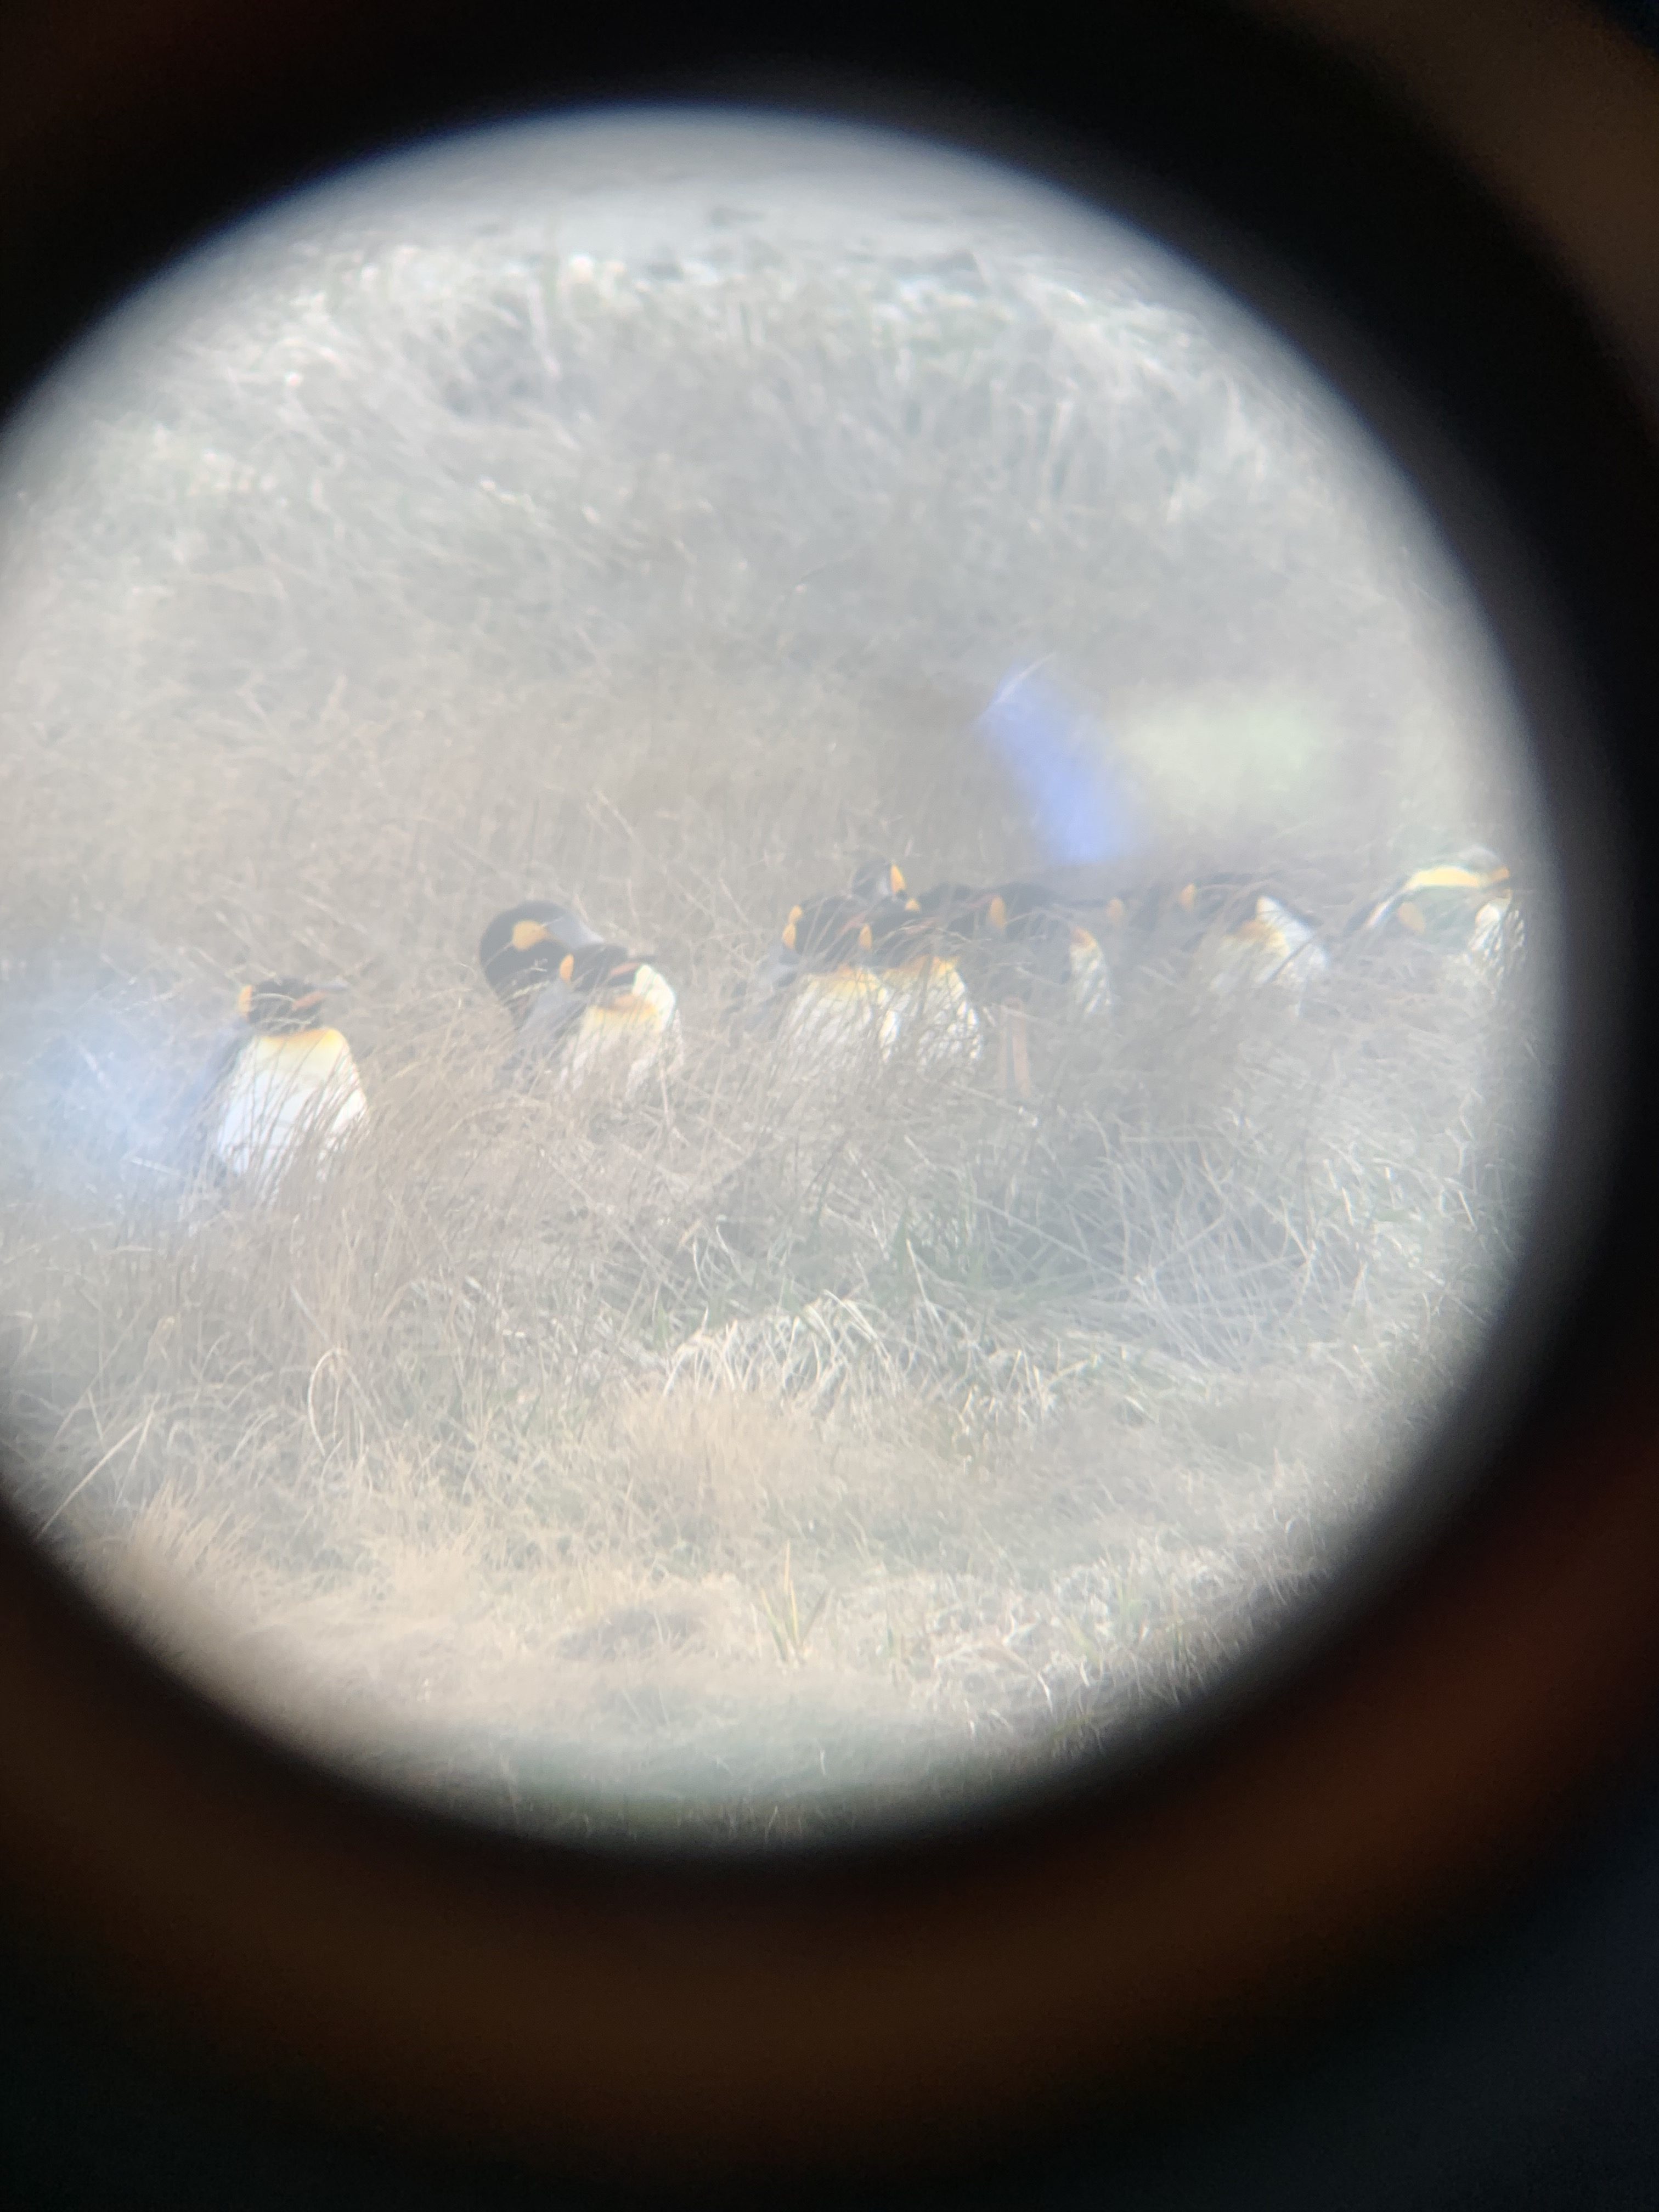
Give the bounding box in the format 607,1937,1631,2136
0,119,1556,1840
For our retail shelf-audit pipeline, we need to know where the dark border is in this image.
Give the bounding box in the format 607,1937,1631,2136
1,0,1657,2183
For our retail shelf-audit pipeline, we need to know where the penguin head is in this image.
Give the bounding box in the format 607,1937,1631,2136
479,901,599,1020
912,882,1005,942
849,859,907,904
238,979,343,1035
555,943,662,998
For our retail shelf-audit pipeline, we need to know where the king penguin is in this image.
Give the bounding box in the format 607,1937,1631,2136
202,978,368,1191
481,905,681,1099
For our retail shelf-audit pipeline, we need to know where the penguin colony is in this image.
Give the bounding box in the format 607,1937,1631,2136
198,846,1519,1193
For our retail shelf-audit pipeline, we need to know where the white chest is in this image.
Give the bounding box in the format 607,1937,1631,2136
775,966,893,1073
879,957,983,1066
212,1028,368,1185
558,966,683,1101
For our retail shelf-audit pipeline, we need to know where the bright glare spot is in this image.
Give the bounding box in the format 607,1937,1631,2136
0,112,1558,1841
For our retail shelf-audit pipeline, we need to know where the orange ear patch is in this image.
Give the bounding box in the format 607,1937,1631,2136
988,895,1007,932
512,918,551,952
236,984,255,1018
889,865,907,895
857,922,874,951
1397,901,1427,935
1177,883,1197,913
781,920,798,951
559,952,575,981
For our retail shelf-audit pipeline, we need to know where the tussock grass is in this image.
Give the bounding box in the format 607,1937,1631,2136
0,121,1555,1837
0,933,1544,1836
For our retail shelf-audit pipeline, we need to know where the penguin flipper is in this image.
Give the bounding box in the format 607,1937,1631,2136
176,1023,249,1173
500,978,584,1085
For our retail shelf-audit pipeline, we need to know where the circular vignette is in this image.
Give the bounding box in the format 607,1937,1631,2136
0,2,1656,2185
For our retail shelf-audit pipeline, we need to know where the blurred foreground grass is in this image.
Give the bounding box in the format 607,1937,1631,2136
0,923,1543,1835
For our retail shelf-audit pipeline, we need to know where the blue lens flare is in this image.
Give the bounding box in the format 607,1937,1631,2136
977,664,1143,866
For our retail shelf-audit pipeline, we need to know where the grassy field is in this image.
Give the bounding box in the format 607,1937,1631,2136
0,119,1556,1840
